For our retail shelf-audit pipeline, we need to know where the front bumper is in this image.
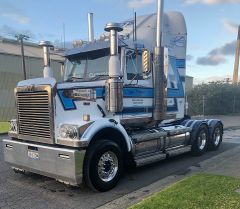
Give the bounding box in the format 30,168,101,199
3,139,85,186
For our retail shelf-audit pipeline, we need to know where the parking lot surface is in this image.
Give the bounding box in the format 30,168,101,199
0,131,239,209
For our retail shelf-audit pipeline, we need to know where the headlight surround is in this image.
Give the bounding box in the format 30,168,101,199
59,124,79,140
9,119,17,133
64,89,96,101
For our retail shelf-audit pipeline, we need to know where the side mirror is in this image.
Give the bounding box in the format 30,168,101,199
142,49,151,75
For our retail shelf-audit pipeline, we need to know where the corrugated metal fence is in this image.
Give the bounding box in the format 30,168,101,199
0,53,61,121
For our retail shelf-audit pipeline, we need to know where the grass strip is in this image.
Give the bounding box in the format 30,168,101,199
0,122,9,134
130,173,240,209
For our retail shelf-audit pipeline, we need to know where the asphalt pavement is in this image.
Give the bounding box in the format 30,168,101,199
0,131,239,209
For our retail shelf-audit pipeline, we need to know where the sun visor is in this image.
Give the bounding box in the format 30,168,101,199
65,41,125,60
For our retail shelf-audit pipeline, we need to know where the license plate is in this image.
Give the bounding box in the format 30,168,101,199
28,151,39,160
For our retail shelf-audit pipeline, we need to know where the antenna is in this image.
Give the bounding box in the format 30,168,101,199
15,34,29,80
132,10,135,42
134,12,137,42
88,13,94,42
132,11,137,42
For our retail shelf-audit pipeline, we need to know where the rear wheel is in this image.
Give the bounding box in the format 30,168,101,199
191,125,209,156
208,123,223,151
83,140,123,192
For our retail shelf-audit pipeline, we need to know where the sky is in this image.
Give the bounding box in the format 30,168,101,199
0,0,240,83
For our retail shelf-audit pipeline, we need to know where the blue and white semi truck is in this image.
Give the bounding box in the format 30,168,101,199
3,0,223,191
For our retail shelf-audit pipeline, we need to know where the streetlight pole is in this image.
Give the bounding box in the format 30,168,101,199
16,34,29,80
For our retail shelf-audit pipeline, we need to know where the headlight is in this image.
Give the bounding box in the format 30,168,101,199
9,119,17,133
59,124,79,140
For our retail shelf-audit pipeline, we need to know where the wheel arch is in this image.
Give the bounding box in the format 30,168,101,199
182,119,209,143
205,119,224,136
81,119,133,153
89,127,129,155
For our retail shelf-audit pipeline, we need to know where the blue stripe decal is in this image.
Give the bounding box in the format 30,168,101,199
58,87,183,110
167,57,185,98
176,59,186,69
96,88,105,98
58,57,185,110
123,88,153,98
89,87,154,98
57,90,76,110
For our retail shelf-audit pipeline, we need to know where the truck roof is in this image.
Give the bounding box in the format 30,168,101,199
64,11,187,58
64,40,126,59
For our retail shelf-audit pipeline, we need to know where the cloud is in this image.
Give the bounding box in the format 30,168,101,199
0,25,35,39
0,25,60,45
209,40,237,56
128,0,154,9
1,13,29,25
0,1,30,25
197,54,226,66
0,25,17,36
222,19,238,34
183,0,240,4
197,40,236,66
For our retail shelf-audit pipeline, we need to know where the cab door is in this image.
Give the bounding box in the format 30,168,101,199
121,49,153,120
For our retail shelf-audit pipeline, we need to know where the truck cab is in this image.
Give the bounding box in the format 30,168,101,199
3,8,223,192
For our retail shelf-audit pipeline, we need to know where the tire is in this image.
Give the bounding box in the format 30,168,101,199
83,140,123,192
208,123,223,151
191,124,209,156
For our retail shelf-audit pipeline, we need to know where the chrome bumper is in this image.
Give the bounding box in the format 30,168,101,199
3,139,85,186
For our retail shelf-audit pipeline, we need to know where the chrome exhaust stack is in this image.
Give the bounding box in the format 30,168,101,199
39,41,54,78
153,0,166,122
104,23,123,113
88,13,94,42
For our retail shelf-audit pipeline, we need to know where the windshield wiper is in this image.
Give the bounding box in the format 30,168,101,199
66,76,84,82
87,74,109,81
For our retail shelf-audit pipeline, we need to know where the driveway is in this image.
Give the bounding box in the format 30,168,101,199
0,131,238,209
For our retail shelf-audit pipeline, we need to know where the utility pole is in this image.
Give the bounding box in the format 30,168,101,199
15,34,29,80
202,95,205,117
233,26,240,84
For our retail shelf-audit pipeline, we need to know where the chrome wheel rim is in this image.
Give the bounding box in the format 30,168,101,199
97,151,118,182
213,128,221,146
198,130,207,150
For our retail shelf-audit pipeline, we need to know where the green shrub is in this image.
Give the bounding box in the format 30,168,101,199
186,82,240,116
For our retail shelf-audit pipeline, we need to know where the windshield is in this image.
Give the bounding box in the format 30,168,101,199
64,50,110,82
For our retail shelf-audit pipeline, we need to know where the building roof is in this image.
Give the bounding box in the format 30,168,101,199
185,75,194,79
0,37,64,61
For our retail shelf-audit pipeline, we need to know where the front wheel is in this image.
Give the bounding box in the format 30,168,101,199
83,140,123,192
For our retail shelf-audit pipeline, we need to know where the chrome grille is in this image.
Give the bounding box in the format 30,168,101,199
16,85,54,144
